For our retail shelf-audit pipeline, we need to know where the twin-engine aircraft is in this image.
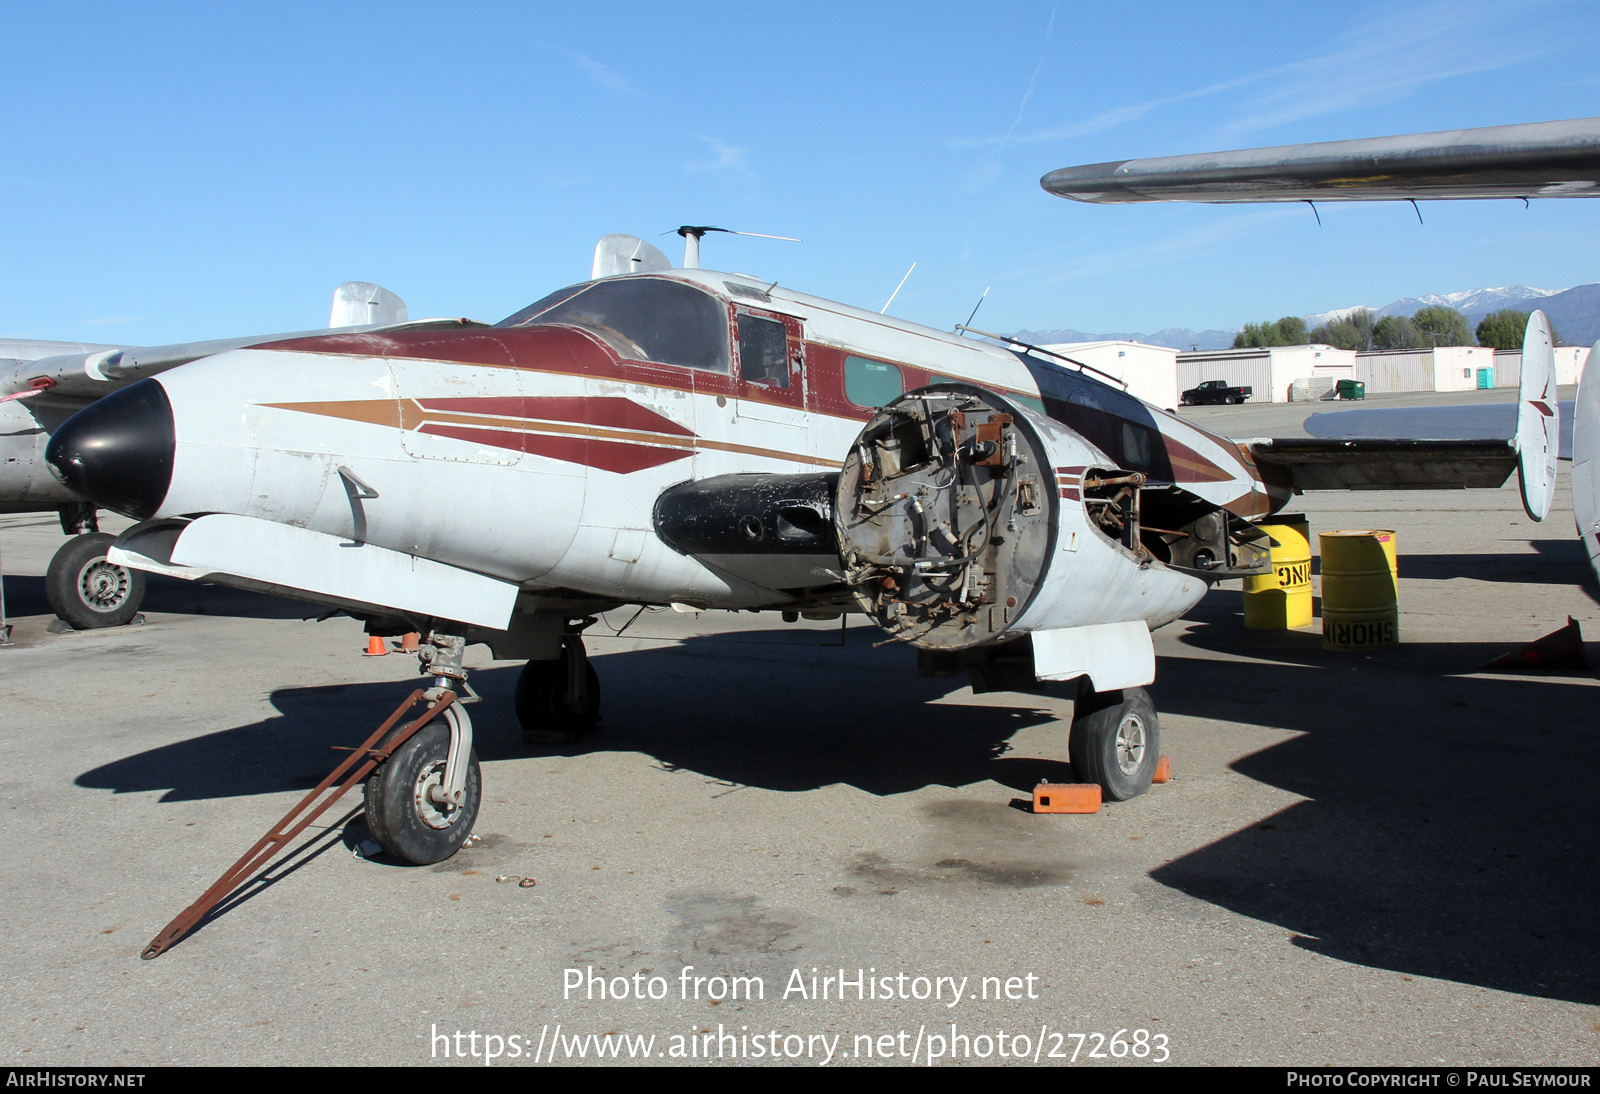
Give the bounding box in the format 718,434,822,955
43,229,1556,868
0,282,448,628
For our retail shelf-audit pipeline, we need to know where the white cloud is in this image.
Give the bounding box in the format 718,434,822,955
953,0,1559,150
686,137,752,177
573,53,636,96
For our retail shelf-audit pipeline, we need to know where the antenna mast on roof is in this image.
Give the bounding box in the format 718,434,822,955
670,226,801,269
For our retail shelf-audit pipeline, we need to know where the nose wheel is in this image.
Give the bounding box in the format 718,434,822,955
1069,686,1160,801
364,711,482,865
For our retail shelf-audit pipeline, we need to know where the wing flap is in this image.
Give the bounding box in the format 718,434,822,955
1247,438,1517,491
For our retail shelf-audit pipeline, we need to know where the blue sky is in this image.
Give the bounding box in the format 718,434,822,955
5,0,1599,344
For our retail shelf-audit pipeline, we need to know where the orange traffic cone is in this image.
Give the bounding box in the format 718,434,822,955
398,632,421,653
1482,617,1589,671
362,634,389,657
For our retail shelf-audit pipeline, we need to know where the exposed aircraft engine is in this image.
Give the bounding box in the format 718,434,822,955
835,385,1211,659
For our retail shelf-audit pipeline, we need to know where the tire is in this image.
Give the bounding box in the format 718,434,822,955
45,532,146,629
1069,687,1160,801
515,651,601,745
363,718,481,865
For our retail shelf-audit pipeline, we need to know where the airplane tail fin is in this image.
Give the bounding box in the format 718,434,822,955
1572,339,1600,580
1515,310,1559,521
329,282,407,328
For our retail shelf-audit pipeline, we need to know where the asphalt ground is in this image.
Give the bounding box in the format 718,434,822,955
0,388,1596,1067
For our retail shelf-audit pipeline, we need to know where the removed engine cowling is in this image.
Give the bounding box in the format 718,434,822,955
835,385,1212,653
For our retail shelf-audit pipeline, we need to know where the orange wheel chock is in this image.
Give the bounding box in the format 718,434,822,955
1033,782,1101,814
1153,756,1173,784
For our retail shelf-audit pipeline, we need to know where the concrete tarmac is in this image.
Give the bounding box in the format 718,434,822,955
0,390,1596,1067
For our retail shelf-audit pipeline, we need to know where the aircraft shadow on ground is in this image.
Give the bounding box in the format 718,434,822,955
1151,622,1599,1005
1392,539,1598,600
75,627,1075,803
4,573,312,621
76,622,1599,1003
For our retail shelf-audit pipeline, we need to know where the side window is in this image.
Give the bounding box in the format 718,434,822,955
845,356,904,407
738,314,790,389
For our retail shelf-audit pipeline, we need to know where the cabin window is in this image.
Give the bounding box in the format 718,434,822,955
845,356,904,408
494,278,731,372
738,314,790,389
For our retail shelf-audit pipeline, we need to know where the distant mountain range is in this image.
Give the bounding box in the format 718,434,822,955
1015,283,1600,351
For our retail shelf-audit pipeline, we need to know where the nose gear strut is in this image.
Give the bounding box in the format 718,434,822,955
141,631,478,959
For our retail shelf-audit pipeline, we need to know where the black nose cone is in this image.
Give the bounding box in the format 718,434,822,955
46,378,176,520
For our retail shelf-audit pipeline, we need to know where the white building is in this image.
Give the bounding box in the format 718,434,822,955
1177,345,1356,404
1357,346,1497,393
1039,340,1179,410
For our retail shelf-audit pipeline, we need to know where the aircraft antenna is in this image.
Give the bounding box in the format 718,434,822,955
669,226,801,269
1304,200,1322,226
958,286,991,332
881,262,917,314
956,325,1129,389
1408,199,1424,225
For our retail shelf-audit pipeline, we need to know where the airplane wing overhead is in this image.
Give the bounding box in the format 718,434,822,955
1041,117,1600,204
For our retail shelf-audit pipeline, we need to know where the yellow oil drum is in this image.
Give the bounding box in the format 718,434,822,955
1243,515,1312,629
1320,530,1398,651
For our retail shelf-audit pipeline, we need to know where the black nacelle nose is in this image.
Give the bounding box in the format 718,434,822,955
46,378,176,520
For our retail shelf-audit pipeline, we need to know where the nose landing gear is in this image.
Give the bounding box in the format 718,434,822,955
141,631,481,958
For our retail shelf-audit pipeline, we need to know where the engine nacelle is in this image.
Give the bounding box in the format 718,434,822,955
835,385,1209,660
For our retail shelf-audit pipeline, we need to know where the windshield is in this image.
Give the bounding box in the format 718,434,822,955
495,278,731,372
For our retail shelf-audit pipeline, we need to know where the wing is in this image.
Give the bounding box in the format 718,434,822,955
1239,312,1563,521
1041,117,1600,204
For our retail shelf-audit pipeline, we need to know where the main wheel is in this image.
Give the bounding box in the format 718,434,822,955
45,532,146,629
1069,687,1160,801
515,649,600,745
364,717,481,865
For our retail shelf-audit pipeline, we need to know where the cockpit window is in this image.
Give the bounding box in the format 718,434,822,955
494,278,731,373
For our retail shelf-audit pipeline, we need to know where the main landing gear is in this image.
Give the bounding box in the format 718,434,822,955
1069,685,1161,802
514,634,600,745
45,506,145,629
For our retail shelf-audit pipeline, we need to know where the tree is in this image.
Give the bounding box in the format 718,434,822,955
1476,309,1561,350
1233,315,1308,348
1372,314,1424,350
1411,305,1472,347
1310,308,1375,351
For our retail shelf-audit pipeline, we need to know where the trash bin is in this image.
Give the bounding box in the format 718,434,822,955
1335,379,1366,400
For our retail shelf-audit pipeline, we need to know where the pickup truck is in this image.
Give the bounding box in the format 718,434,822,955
1181,380,1252,406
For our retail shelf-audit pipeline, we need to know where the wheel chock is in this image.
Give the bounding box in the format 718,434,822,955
362,634,388,656
1033,782,1101,814
1153,756,1173,784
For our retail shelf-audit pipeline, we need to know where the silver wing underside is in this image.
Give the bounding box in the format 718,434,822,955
1041,117,1600,204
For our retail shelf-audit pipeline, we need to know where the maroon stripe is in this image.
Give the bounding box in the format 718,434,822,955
417,395,694,437
420,423,691,474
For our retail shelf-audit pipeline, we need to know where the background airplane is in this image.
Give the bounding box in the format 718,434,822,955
1042,116,1600,582
0,282,474,630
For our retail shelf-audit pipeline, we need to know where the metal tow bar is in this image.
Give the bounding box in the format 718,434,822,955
141,688,458,960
